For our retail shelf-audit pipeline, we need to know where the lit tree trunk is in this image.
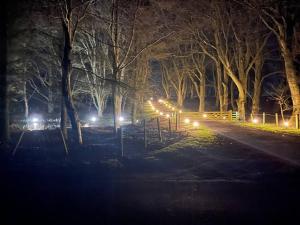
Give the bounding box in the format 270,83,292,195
279,38,300,115
0,2,9,143
251,56,263,115
222,71,229,112
47,69,54,114
199,75,205,112
24,81,29,119
230,80,236,111
216,60,224,112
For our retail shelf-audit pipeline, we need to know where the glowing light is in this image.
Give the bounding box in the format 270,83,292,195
160,112,164,115
184,118,190,124
171,107,175,111
193,121,199,127
252,118,259,124
158,99,163,103
33,122,38,129
119,116,124,122
179,110,182,113
283,121,289,127
156,110,159,113
150,97,153,101
136,120,139,123
166,114,170,118
32,117,39,122
203,114,207,118
223,116,226,120
90,116,97,122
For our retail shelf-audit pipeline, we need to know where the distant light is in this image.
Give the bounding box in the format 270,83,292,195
158,99,163,103
283,121,289,127
172,107,175,111
119,116,124,122
179,110,182,113
33,122,38,129
252,118,259,124
156,110,159,113
166,114,170,118
203,114,207,118
136,120,139,123
32,117,39,122
160,112,164,115
184,118,190,124
223,116,226,120
193,121,199,127
90,116,97,122
150,97,153,101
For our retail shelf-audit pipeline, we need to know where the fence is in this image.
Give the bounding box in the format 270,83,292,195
249,112,300,129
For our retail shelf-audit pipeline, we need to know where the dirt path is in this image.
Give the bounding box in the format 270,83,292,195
203,121,300,167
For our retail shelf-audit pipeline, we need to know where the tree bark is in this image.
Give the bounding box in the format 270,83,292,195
198,74,205,112
279,38,300,115
61,18,82,144
0,2,9,143
24,81,29,119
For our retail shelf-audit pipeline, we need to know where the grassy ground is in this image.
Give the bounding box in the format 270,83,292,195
233,122,300,136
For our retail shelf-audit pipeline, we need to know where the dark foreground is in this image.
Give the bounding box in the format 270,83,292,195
1,127,300,225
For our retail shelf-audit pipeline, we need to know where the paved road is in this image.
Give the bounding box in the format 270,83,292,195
203,121,300,167
1,125,300,225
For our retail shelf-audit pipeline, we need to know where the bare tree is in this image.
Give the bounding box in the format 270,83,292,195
266,81,292,121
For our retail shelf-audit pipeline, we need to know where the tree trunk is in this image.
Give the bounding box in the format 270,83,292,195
222,71,229,112
61,20,82,144
216,61,224,112
230,80,236,111
0,2,9,143
279,38,300,115
60,98,68,140
198,75,205,113
177,92,184,107
24,81,28,119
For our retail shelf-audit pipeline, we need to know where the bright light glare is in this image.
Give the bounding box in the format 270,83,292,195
179,110,182,113
90,116,97,122
166,114,170,118
119,116,124,122
283,121,289,127
33,122,38,129
158,99,163,103
172,107,175,110
223,116,226,120
193,121,199,127
150,97,153,101
156,110,159,113
160,112,164,115
32,117,39,122
184,118,190,124
252,118,259,124
203,114,207,118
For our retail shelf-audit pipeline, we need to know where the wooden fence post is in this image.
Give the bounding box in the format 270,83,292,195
263,112,265,125
157,117,162,142
296,114,299,129
275,113,279,127
143,119,147,149
229,110,232,121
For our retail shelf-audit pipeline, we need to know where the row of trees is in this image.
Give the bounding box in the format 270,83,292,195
1,0,173,144
155,0,299,122
0,0,299,145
